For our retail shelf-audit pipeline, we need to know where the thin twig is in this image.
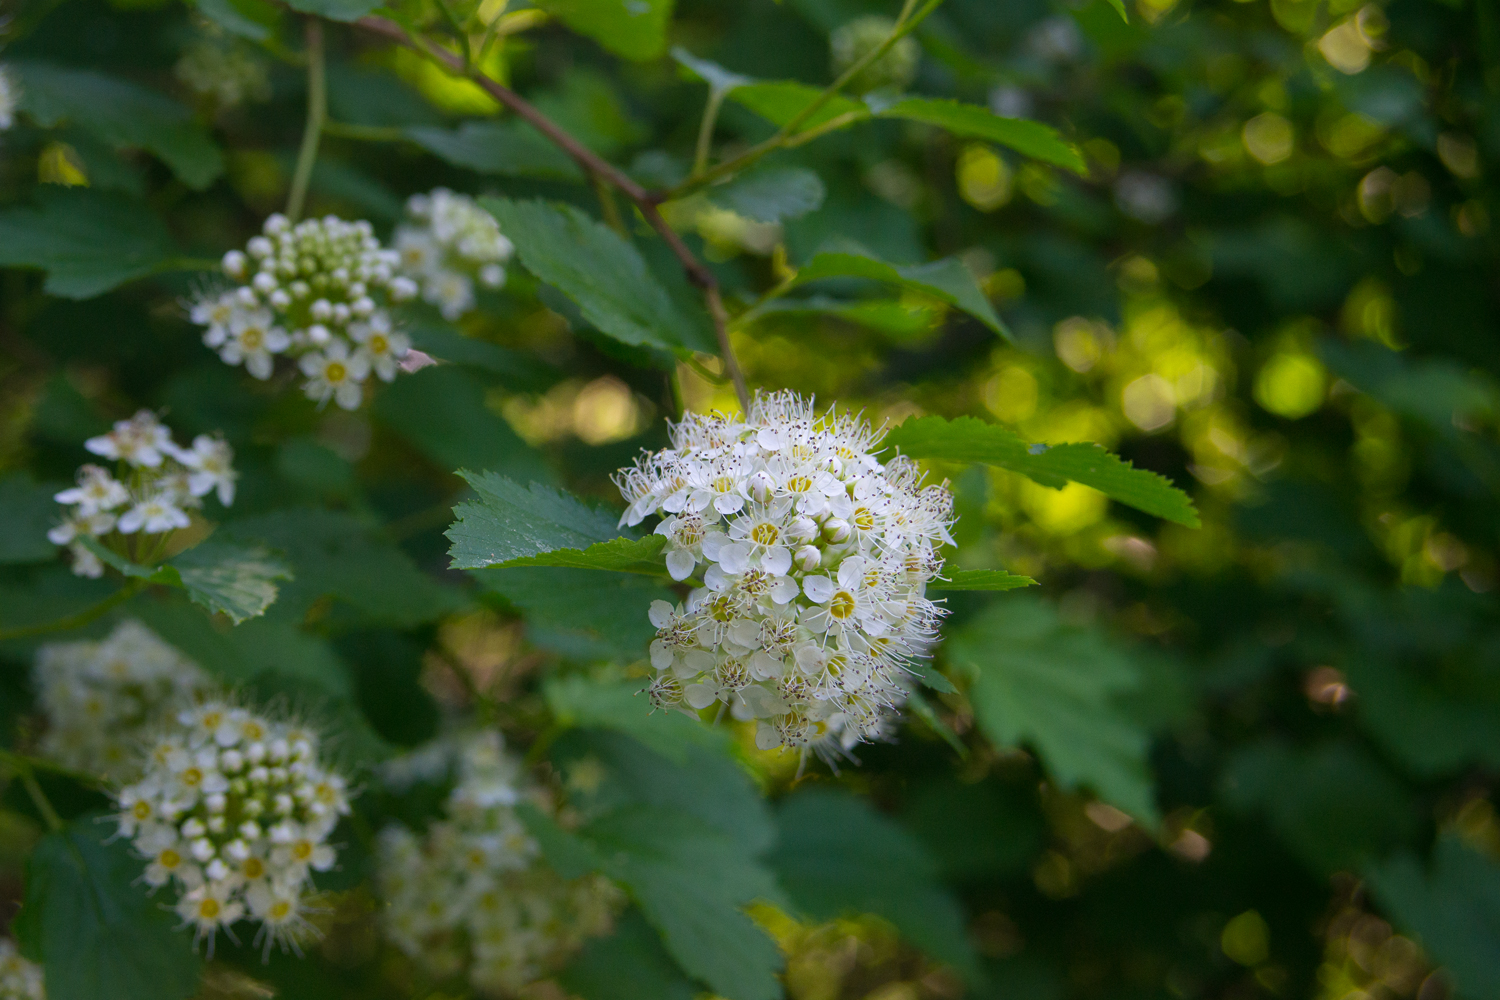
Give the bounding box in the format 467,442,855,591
285,18,327,223
353,14,753,412
691,87,728,177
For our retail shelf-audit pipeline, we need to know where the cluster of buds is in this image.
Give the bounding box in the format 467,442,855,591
113,703,352,957
191,214,415,410
393,189,514,320
35,620,217,782
614,391,953,755
830,15,921,95
0,940,44,1000
49,411,236,578
174,39,270,110
377,732,621,996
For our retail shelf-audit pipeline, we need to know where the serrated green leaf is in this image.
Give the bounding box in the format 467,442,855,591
561,907,698,1000
0,474,63,564
13,60,223,188
500,535,668,573
17,820,201,1000
948,597,1158,824
877,98,1086,174
281,0,382,20
78,537,289,624
789,249,1006,336
447,471,629,570
928,569,1037,591
538,0,676,60
671,47,752,93
706,167,826,223
905,657,958,695
0,188,178,299
1367,835,1500,1000
515,803,605,880
883,415,1200,527
727,82,867,132
770,790,982,983
405,121,583,180
482,197,701,353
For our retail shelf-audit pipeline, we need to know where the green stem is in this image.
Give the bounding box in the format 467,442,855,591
285,18,327,223
0,580,144,643
435,0,472,66
592,172,626,234
323,119,408,142
691,87,728,178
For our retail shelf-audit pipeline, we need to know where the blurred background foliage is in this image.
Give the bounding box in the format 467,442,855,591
0,0,1498,998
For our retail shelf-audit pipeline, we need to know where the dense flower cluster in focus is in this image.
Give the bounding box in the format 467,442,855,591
191,214,415,409
614,391,953,754
114,703,351,957
0,940,44,1000
393,189,514,320
377,732,621,995
49,411,237,578
35,620,216,781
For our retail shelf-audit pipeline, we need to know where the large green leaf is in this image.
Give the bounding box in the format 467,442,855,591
538,0,676,61
405,121,582,180
482,197,701,353
788,249,1006,336
947,597,1158,824
727,82,866,132
13,60,223,188
705,167,826,223
770,789,982,983
544,677,724,763
15,820,201,1000
883,415,1200,527
0,474,63,564
1367,835,1500,1000
192,0,280,40
0,188,178,299
80,537,289,625
281,0,382,20
499,534,666,573
473,567,667,662
560,908,699,1000
447,471,638,570
878,97,1086,173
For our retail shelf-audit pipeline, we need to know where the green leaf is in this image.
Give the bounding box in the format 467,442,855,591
789,249,1006,336
0,474,62,564
473,567,668,662
948,597,1158,824
900,776,1048,881
447,471,628,570
1367,835,1500,1000
903,687,967,756
877,97,1086,174
17,820,201,1000
0,188,177,298
1104,0,1130,22
192,0,281,39
560,908,699,1000
928,569,1037,591
405,122,583,180
280,0,382,20
482,197,701,353
544,677,723,763
883,415,1200,527
728,82,867,132
402,313,561,389
13,60,223,188
705,167,826,223
670,47,752,94
373,365,550,485
538,0,676,61
770,789,982,983
515,803,605,880
1345,654,1500,777
500,535,667,573
79,537,290,625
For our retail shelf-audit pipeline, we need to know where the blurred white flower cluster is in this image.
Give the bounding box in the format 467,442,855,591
35,620,216,782
49,411,236,578
830,15,920,94
191,214,416,409
394,189,513,320
0,66,17,131
0,940,44,1000
614,391,953,755
114,703,351,957
377,732,621,996
174,40,270,110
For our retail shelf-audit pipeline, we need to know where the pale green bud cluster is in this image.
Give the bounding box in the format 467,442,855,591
830,15,921,95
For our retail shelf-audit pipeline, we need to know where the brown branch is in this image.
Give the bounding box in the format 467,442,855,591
354,14,751,410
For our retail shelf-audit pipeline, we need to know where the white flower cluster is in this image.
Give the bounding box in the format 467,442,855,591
35,620,216,782
191,214,416,409
393,189,513,320
114,703,352,957
49,411,236,578
175,40,270,109
0,65,17,131
377,732,621,996
0,940,44,1000
614,391,954,754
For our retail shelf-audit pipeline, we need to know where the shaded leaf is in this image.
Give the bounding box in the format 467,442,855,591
789,249,1006,336
79,537,289,624
473,567,667,662
447,471,627,570
0,188,177,299
543,677,723,764
928,569,1037,591
16,820,201,1000
13,60,223,188
281,0,382,20
883,415,1200,527
192,0,280,39
670,46,752,93
405,121,582,180
727,82,866,132
539,0,676,61
878,97,1086,174
0,474,62,564
560,908,698,1000
706,167,826,223
948,597,1158,824
483,198,701,353
770,789,982,983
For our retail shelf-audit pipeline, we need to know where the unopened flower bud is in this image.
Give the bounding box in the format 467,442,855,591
794,545,822,571
222,250,247,278
822,518,851,543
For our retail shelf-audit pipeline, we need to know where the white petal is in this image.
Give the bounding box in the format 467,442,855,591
649,600,675,628
802,575,834,603
666,549,696,581
762,546,792,577
770,578,799,604
683,683,718,710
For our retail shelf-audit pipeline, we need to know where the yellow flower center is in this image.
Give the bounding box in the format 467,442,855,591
853,508,876,531
751,523,780,546
132,801,151,820
182,767,203,786
786,475,812,494
369,334,388,354
241,327,264,350
270,901,292,921
160,849,181,868
712,475,736,493
292,841,313,861
830,592,856,619
243,858,265,879
325,362,347,383
199,898,220,920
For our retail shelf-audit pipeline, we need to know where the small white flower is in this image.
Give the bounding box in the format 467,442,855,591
349,317,411,383
176,434,238,505
86,410,173,468
299,341,369,410
53,464,129,515
219,308,289,379
117,492,191,534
